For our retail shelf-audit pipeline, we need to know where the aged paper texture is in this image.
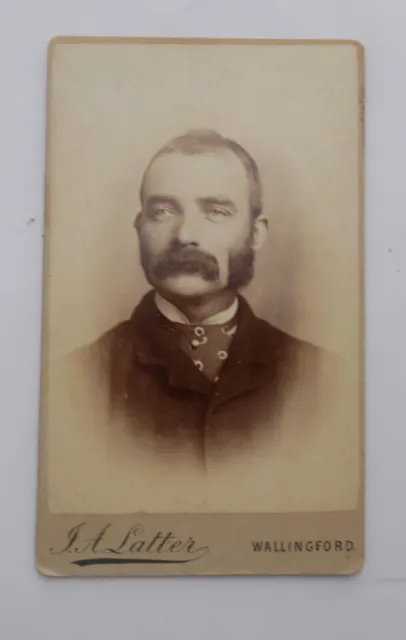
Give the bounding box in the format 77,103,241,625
37,37,364,576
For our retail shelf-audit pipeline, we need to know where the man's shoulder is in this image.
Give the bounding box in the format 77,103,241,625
91,320,133,355
251,314,339,403
65,320,133,373
249,310,321,359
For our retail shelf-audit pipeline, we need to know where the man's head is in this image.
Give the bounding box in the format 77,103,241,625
135,130,267,300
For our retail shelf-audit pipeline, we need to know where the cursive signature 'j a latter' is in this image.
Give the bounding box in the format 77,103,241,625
49,522,210,564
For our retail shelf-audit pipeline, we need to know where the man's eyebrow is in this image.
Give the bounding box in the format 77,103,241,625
197,197,237,211
145,195,181,207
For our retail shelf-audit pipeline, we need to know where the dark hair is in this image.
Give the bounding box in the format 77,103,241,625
139,129,263,219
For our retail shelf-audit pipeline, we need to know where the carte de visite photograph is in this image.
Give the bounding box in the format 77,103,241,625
37,37,364,576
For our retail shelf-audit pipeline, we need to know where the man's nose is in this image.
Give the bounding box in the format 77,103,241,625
175,213,200,246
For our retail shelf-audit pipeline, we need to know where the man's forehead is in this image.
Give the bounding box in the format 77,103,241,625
142,149,248,197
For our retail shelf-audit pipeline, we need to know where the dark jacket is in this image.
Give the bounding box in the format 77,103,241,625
75,291,324,464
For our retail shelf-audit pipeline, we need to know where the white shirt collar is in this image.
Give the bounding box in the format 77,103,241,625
155,293,239,326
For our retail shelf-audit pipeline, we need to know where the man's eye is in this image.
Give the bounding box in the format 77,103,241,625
206,207,231,220
150,206,177,220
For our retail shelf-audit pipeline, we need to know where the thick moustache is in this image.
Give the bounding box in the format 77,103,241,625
153,245,220,282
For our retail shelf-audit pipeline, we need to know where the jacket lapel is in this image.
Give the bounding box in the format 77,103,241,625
210,296,269,406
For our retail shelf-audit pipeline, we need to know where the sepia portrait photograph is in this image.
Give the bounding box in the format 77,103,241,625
37,37,364,575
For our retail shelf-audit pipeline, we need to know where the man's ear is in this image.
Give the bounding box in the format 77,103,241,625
252,215,268,251
133,212,142,231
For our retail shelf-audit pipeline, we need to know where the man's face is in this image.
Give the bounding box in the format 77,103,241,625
137,149,263,299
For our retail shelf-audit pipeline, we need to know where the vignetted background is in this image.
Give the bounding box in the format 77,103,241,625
43,40,362,515
45,41,361,358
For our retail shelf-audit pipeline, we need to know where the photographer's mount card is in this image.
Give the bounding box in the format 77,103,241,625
37,37,364,576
